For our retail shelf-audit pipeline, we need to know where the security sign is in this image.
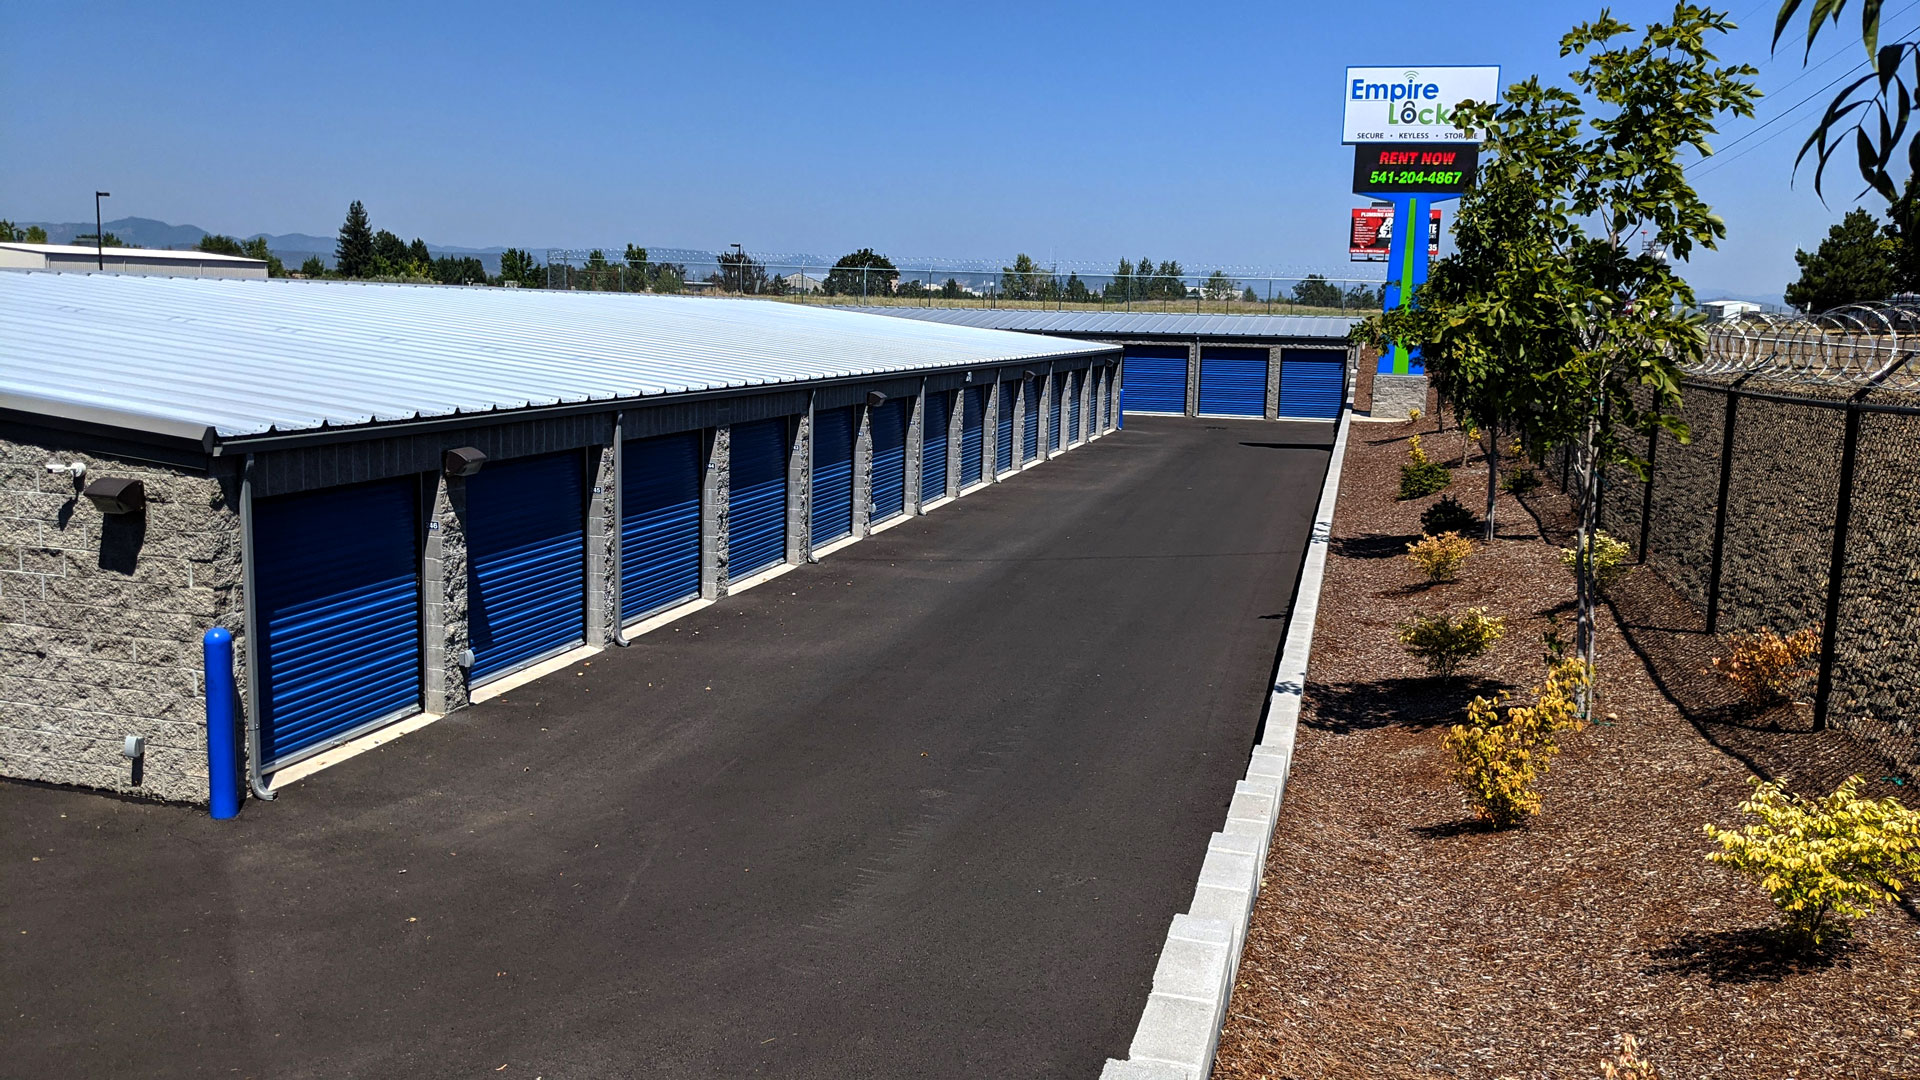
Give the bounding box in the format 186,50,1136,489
1343,66,1501,143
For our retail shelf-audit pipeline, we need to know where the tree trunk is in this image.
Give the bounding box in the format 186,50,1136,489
1484,422,1500,542
1573,401,1603,719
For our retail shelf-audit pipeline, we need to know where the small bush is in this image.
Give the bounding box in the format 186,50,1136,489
1399,441,1453,499
1502,467,1541,495
1560,530,1631,585
1398,607,1505,678
1420,493,1480,536
1406,531,1475,582
1704,775,1920,949
1443,657,1588,827
1712,626,1822,705
1407,406,1423,423
1600,1034,1661,1080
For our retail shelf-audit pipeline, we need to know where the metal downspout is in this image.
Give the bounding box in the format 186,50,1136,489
240,456,273,800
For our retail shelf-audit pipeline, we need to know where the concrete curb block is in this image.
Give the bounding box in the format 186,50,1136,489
1101,404,1353,1080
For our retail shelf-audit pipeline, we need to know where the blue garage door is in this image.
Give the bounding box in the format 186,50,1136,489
1022,379,1040,460
996,382,1016,474
1279,350,1346,420
922,390,950,503
1123,347,1187,415
871,398,908,521
1049,377,1063,450
255,477,421,768
729,417,788,577
469,452,586,682
622,430,702,622
960,385,985,486
1067,371,1082,443
1199,348,1268,417
812,405,856,544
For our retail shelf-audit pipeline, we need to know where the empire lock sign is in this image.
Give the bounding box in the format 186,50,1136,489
1352,142,1479,195
1343,66,1501,142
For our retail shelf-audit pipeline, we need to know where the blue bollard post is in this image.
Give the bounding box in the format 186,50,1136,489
203,627,241,819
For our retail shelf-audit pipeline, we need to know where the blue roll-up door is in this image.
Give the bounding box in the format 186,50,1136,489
1049,377,1063,450
1199,348,1268,417
1122,346,1188,414
871,399,908,521
922,390,950,503
1279,350,1346,420
255,477,421,768
622,430,702,622
812,405,856,544
1022,379,1040,460
468,452,586,682
996,382,1016,474
1067,371,1082,443
729,417,788,577
960,385,985,486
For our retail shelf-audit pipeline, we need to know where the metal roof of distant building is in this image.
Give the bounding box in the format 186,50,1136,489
0,242,266,264
0,272,1115,445
844,306,1360,339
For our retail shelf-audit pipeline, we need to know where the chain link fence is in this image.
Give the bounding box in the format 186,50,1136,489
542,249,1386,317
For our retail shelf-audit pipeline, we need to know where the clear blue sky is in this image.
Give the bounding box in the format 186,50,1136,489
0,0,1900,298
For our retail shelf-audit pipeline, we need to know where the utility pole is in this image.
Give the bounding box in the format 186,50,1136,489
94,191,110,270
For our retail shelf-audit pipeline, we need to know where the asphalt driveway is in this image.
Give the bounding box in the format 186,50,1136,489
1,415,1333,1079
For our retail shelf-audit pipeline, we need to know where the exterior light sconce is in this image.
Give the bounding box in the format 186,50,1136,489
866,391,888,408
443,447,488,477
1023,370,1037,381
82,477,145,514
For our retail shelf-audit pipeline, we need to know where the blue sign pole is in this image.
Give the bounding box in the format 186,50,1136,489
1379,193,1431,375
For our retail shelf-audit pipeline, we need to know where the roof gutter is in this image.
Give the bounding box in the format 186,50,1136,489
0,391,217,454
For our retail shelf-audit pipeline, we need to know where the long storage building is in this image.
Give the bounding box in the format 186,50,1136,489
0,272,1121,805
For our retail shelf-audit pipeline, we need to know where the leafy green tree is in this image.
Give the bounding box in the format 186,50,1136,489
0,220,21,241
1292,274,1344,308
433,255,486,285
1357,4,1759,687
196,234,246,256
1884,174,1920,292
335,200,375,278
1135,254,1154,298
1345,283,1382,309
823,248,897,297
24,225,46,243
72,232,124,247
1772,0,1920,199
372,229,411,276
1065,273,1091,304
1203,269,1237,301
299,255,328,278
1108,258,1135,301
1152,260,1186,300
716,248,768,293
1241,286,1260,304
1784,209,1894,311
1001,253,1043,300
242,237,286,277
940,277,965,299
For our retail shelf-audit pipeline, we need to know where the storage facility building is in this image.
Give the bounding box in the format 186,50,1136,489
0,272,1120,805
849,307,1359,421
0,242,270,279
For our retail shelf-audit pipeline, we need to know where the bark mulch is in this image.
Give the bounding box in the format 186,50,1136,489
1211,414,1920,1080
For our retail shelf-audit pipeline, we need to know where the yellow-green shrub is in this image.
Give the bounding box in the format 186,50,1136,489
1704,775,1920,949
1600,1034,1661,1080
1560,530,1631,585
1397,607,1505,677
1399,435,1453,498
1442,657,1589,828
1407,406,1423,423
1712,626,1822,705
1406,531,1475,582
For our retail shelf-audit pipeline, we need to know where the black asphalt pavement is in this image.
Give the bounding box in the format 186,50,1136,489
1,416,1333,1079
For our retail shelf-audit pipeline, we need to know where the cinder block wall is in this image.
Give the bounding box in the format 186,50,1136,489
0,436,244,803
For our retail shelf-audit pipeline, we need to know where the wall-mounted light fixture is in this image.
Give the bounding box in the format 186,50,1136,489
866,391,888,408
443,447,488,477
1023,370,1037,381
45,461,86,480
82,477,145,514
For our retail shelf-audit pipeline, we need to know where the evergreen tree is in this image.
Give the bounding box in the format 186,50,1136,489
1135,254,1153,298
408,238,432,268
373,230,410,275
1109,258,1134,301
499,247,543,288
241,237,285,277
1784,209,1893,313
1241,286,1259,304
334,200,375,278
299,255,328,278
1886,174,1920,294
196,234,246,256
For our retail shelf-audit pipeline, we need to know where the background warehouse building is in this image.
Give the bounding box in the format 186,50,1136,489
849,308,1359,421
0,272,1121,805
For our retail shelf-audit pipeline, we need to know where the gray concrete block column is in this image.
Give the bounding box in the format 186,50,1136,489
585,445,616,645
983,381,1000,482
1264,346,1283,420
945,386,963,496
853,404,873,535
1010,378,1027,466
1185,342,1202,416
702,426,730,597
786,405,812,564
906,384,925,512
434,473,473,714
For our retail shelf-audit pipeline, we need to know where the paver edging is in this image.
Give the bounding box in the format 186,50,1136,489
1100,402,1353,1080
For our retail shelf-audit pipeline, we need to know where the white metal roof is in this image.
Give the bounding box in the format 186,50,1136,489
0,242,266,264
0,271,1113,443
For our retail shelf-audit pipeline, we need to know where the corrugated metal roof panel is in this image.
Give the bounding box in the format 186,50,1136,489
845,306,1360,339
0,272,1115,440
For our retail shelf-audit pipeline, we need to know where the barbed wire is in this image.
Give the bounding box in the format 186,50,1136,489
1697,301,1920,390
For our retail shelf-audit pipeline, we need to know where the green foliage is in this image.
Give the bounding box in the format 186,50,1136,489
1399,433,1453,499
499,247,543,288
1705,774,1920,948
298,255,327,278
243,237,285,277
1241,286,1259,304
1444,658,1589,827
1397,606,1506,678
1772,0,1920,200
196,234,246,257
1502,467,1541,495
1203,269,1238,301
1421,493,1481,536
1560,530,1632,586
24,224,46,243
72,231,124,247
715,249,769,294
0,220,21,242
334,200,375,279
432,255,487,285
1783,209,1893,312
1292,274,1345,308
823,248,897,297
1407,531,1476,582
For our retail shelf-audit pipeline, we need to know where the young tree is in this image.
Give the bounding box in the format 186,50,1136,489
1292,274,1345,308
299,255,328,278
1109,257,1135,301
499,247,542,288
1241,285,1260,304
822,248,897,297
1784,208,1894,311
334,200,375,279
940,277,965,299
1203,269,1237,301
1000,253,1042,300
196,234,247,256
716,248,768,294
1359,4,1759,695
242,237,286,277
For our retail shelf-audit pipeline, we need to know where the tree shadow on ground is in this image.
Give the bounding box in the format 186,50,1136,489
1641,926,1845,985
1304,675,1507,734
1408,818,1495,840
1331,532,1418,560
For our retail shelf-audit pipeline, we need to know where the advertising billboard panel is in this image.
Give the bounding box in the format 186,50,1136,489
1352,142,1479,194
1343,66,1501,143
1350,207,1441,262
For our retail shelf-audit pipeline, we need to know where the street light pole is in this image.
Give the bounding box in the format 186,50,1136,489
94,191,110,270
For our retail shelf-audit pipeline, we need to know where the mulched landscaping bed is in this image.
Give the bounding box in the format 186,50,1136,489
1211,411,1920,1080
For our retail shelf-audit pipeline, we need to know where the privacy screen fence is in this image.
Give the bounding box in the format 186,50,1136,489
1546,303,1920,783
